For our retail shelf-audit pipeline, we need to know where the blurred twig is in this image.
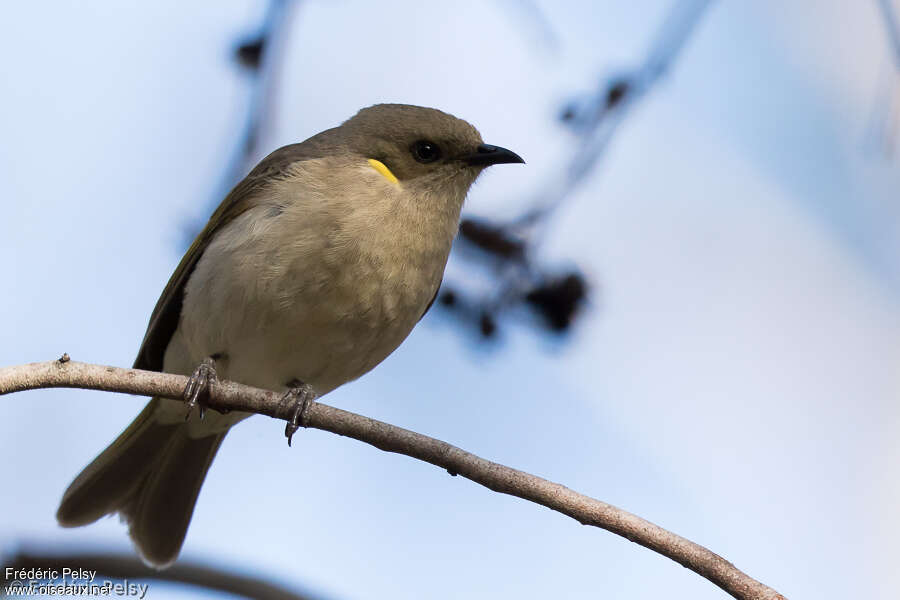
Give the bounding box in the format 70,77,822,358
445,0,716,337
535,0,714,225
497,0,560,54
867,0,900,156
877,0,900,70
1,359,786,600
864,60,900,157
2,550,320,600
183,0,296,246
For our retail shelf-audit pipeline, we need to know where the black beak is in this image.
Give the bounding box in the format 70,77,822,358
461,144,525,167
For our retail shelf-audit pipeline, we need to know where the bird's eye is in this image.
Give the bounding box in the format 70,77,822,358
411,140,442,163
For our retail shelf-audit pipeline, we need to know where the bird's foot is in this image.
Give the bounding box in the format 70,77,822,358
183,355,219,421
279,379,318,447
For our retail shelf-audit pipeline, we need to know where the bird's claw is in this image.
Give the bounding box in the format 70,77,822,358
184,356,218,421
279,380,317,447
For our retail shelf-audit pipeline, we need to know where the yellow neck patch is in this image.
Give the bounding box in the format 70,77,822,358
367,159,399,184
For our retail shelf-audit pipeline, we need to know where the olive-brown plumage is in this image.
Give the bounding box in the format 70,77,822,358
57,104,523,567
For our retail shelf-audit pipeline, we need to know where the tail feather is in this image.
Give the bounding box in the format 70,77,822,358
124,430,225,567
57,398,226,567
57,399,174,527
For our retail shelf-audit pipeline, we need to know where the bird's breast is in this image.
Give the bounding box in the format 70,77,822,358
177,168,459,395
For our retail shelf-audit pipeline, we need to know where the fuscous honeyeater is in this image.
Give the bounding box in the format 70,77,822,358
56,104,524,567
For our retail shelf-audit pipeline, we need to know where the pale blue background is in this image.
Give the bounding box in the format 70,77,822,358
2,2,899,599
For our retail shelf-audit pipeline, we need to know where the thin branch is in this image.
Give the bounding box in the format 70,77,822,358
0,358,786,600
183,0,296,246
2,550,321,600
522,0,716,232
444,0,717,337
496,0,560,55
878,0,900,71
871,0,900,156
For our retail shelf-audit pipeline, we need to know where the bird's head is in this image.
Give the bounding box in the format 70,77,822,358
340,104,524,199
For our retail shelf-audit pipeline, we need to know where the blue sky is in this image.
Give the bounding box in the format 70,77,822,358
2,2,899,599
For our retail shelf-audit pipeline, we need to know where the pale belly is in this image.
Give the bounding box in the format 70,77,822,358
194,289,424,396
165,204,444,399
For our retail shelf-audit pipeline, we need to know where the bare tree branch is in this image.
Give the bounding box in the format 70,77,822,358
183,0,297,246
2,549,322,600
877,0,900,71
530,0,715,227
0,358,786,600
444,0,718,338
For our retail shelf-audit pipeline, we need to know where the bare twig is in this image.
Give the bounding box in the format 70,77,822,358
2,550,321,600
877,0,900,71
183,0,296,245
868,0,900,156
445,0,717,337
524,0,716,233
496,0,560,54
0,359,785,600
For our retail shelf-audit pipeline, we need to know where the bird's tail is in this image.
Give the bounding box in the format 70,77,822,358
56,398,226,567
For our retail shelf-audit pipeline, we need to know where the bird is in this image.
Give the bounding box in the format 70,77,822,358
56,104,524,567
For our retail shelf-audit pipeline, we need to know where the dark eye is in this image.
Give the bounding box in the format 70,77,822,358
411,140,442,163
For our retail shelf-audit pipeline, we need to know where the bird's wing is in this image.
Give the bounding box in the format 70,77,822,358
133,142,331,372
